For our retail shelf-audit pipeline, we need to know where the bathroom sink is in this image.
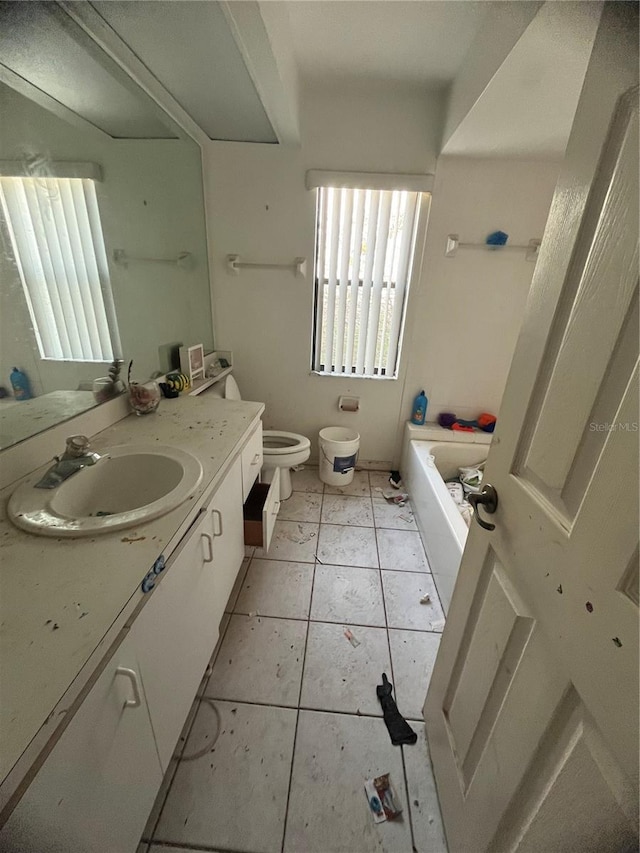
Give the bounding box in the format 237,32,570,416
9,445,203,537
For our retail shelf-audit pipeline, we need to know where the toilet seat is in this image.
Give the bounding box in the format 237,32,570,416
263,431,311,454
261,431,311,500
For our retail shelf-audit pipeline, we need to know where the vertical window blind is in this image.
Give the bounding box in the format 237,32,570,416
312,186,421,377
0,176,121,362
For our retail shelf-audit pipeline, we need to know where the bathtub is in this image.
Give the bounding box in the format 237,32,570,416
401,424,491,614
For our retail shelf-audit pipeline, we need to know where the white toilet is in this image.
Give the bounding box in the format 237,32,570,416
207,374,310,500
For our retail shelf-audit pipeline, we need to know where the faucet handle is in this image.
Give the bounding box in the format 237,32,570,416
64,435,91,458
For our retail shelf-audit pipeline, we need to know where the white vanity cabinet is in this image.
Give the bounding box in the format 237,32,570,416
0,631,163,853
1,448,247,850
133,456,244,771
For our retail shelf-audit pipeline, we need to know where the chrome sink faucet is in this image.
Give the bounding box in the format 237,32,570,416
35,435,104,489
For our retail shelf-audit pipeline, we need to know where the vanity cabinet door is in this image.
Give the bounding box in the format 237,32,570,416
0,634,162,853
132,458,243,772
206,455,245,629
132,505,221,772
241,423,263,501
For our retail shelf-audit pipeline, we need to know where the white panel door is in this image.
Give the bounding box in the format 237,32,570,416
424,6,639,852
0,633,162,853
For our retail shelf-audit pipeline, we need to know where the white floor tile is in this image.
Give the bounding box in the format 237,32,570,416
206,615,307,706
369,470,392,492
291,466,324,493
261,520,319,563
142,678,209,842
403,726,448,853
317,524,379,568
155,700,297,853
225,557,250,613
278,491,323,523
377,529,430,572
235,559,314,619
382,573,445,632
388,630,441,720
324,469,371,497
284,710,413,853
300,622,391,716
311,563,385,627
321,494,374,527
372,499,418,531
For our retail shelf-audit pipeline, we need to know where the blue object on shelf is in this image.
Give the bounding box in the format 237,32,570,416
486,230,509,247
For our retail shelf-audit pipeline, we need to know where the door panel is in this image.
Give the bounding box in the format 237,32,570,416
445,561,535,776
491,688,638,853
518,94,638,499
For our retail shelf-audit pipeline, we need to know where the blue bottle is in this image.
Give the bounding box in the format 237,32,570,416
10,367,33,401
411,390,428,425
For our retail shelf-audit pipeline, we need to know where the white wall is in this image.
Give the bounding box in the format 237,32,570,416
204,83,559,466
397,156,560,459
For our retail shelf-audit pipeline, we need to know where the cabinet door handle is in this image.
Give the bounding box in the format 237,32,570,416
272,501,280,516
115,667,142,708
212,509,223,537
251,453,261,465
201,532,214,562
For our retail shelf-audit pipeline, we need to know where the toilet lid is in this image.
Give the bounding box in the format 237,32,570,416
223,374,242,400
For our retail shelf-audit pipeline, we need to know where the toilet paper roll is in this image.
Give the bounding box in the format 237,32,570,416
338,396,360,413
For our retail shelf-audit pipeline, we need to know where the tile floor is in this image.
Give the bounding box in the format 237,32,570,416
139,467,448,853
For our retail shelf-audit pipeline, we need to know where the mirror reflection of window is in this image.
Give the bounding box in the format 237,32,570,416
0,171,122,363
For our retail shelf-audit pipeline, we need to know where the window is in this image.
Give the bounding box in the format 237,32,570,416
312,185,422,378
0,175,121,362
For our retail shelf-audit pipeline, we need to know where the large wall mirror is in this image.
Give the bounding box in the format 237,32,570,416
0,2,214,450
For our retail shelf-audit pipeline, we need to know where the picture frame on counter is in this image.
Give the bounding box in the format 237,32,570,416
179,344,205,383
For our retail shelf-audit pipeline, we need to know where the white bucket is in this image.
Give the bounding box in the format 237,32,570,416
319,427,360,486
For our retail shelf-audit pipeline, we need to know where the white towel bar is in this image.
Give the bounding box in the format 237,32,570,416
113,249,192,269
445,235,540,261
226,254,307,278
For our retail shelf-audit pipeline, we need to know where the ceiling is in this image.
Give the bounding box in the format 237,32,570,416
286,1,491,87
0,0,605,158
0,1,175,139
442,0,602,159
92,1,278,143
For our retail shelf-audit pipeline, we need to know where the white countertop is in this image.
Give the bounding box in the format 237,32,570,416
0,395,263,787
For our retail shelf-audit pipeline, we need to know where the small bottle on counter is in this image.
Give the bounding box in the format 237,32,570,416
10,367,33,400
